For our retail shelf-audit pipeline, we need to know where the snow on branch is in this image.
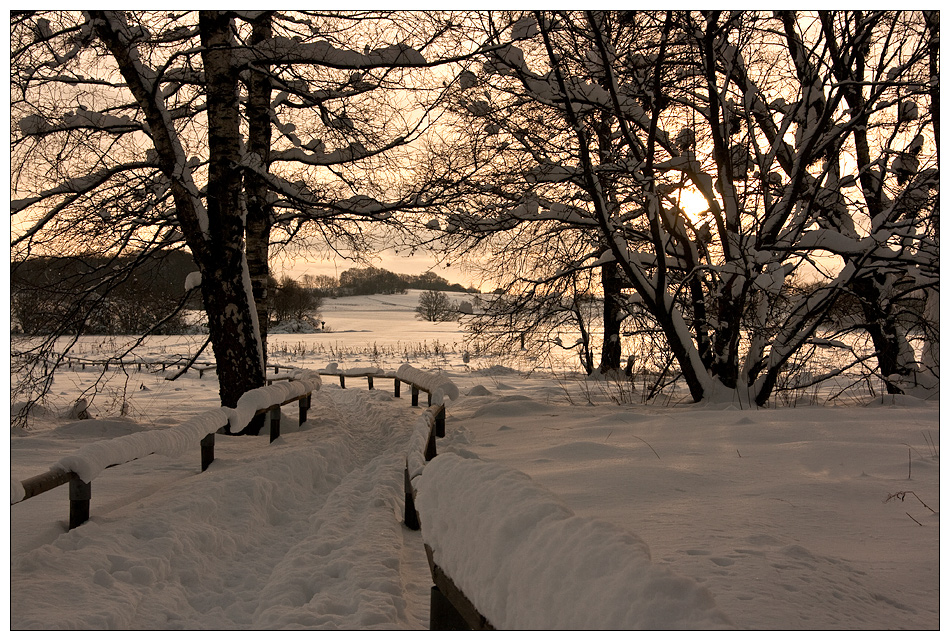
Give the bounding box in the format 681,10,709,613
243,37,427,69
19,108,144,137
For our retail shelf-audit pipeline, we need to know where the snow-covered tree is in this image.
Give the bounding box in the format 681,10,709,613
11,10,486,428
435,10,938,404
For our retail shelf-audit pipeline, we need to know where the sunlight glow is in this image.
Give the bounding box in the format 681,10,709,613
674,187,709,222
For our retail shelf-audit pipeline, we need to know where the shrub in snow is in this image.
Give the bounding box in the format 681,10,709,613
416,454,732,630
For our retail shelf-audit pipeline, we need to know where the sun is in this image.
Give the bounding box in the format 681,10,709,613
674,187,710,222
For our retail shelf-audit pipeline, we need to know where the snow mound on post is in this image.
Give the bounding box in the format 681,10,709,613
396,364,459,405
415,454,732,630
223,370,321,432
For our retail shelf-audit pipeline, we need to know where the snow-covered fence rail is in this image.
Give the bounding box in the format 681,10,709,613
312,364,458,410
414,455,733,630
36,351,297,378
396,364,459,530
402,406,442,531
11,371,322,530
11,364,459,533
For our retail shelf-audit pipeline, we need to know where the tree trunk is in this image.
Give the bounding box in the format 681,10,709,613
245,12,275,366
199,11,266,423
598,260,623,374
852,275,913,395
92,11,266,426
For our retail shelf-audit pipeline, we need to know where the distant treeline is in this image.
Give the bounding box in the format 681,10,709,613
11,249,202,335
303,266,478,297
11,251,476,335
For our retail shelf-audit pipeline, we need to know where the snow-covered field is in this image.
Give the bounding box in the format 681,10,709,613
8,292,941,629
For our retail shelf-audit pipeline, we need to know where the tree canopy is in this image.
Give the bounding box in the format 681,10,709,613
11,10,939,418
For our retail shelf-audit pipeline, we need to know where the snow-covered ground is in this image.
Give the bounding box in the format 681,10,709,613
8,292,941,629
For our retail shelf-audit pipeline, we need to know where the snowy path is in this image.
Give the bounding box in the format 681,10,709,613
11,388,432,630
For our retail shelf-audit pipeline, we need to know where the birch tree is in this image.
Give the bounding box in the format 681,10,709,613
11,10,482,428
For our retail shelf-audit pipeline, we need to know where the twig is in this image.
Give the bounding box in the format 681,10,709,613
906,512,923,526
884,491,936,514
165,335,212,381
922,430,938,458
630,434,660,460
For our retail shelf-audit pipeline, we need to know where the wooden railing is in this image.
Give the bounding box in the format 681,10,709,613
405,440,494,630
409,453,732,630
12,365,454,533
14,379,317,531
397,378,481,630
46,352,292,379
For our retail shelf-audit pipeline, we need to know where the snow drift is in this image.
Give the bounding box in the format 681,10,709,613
415,454,733,630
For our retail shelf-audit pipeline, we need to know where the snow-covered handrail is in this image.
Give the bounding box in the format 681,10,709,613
415,455,733,630
402,404,444,531
12,364,458,533
311,363,460,408
396,363,459,406
11,369,322,530
394,364,456,531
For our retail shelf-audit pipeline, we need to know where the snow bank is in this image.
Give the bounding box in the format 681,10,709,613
40,370,322,485
415,454,732,630
396,364,459,405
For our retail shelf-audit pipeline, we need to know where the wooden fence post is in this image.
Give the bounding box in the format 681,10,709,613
411,385,419,407
427,392,433,407
435,405,446,438
394,378,401,398
404,463,420,530
430,586,470,631
367,375,374,390
201,433,215,471
425,425,437,461
269,406,281,443
339,375,346,389
298,393,310,426
68,475,91,530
